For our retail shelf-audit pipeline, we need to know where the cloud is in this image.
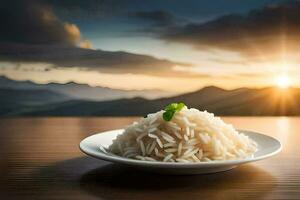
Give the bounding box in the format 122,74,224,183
79,40,93,49
160,1,300,59
0,0,83,46
128,10,188,35
235,72,268,78
0,43,194,77
46,0,126,19
0,0,194,77
130,10,179,27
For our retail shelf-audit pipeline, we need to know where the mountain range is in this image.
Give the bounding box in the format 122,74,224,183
0,76,174,101
1,76,299,116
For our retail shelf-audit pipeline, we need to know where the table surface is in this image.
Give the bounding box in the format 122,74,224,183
0,117,298,200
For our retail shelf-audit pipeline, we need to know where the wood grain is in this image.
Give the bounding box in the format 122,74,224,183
0,117,299,199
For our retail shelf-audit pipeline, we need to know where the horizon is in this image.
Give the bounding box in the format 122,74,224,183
1,74,299,95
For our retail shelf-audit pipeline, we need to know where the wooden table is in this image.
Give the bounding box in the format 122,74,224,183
0,117,298,199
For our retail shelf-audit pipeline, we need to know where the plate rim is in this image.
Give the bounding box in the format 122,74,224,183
79,129,282,168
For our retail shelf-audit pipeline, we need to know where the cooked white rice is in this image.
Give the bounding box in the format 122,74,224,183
108,107,257,163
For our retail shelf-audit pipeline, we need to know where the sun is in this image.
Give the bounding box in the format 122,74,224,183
275,75,290,89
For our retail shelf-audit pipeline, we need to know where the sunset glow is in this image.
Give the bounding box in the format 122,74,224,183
275,75,291,89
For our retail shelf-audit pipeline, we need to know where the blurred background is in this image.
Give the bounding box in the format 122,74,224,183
1,0,300,116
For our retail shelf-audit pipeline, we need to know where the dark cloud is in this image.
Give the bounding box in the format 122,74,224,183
47,0,126,19
128,10,188,36
0,43,193,77
0,0,81,46
130,10,180,27
161,1,300,58
0,0,195,77
46,0,276,23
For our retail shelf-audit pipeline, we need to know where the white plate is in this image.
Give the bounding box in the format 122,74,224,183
79,129,281,174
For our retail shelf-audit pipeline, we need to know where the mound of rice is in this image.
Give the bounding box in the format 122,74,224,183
108,107,257,163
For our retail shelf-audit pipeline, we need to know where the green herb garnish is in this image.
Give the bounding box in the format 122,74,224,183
163,102,186,121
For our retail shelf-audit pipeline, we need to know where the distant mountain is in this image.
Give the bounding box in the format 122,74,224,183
8,86,300,116
0,76,174,100
0,88,70,116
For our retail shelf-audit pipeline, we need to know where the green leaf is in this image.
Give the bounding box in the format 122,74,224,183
164,103,178,111
176,102,185,111
162,102,186,121
163,110,175,121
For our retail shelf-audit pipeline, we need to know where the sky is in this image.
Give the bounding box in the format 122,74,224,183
1,0,300,93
